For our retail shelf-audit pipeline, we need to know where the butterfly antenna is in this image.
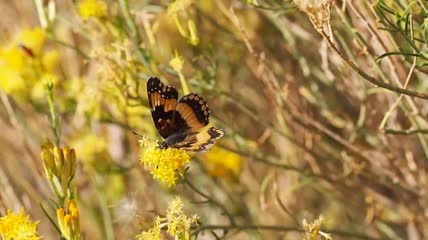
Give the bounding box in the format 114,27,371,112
132,131,144,138
132,131,159,145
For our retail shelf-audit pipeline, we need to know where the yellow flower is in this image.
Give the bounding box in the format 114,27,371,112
136,196,198,240
165,197,198,239
0,27,60,100
169,51,184,73
169,51,189,95
78,0,107,20
41,141,77,199
57,200,81,240
0,47,24,71
42,50,60,71
15,28,47,56
303,216,332,240
76,83,105,120
71,133,113,172
167,0,192,16
135,219,162,240
0,209,41,240
0,49,26,94
139,138,190,187
0,45,27,95
202,146,241,177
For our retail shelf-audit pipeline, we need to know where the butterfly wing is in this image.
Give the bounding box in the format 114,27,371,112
174,93,210,132
147,77,178,138
167,127,225,152
148,77,223,151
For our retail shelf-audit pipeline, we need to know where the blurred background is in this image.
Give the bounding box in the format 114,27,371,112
1,0,428,239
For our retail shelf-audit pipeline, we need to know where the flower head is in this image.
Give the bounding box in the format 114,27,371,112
57,200,80,240
0,27,59,99
135,219,162,240
77,0,107,20
139,138,190,187
15,28,47,56
169,50,190,94
136,196,198,240
165,197,198,239
294,0,333,30
169,51,184,73
202,146,241,177
71,133,113,172
167,0,192,16
41,141,77,199
0,209,41,240
303,216,332,240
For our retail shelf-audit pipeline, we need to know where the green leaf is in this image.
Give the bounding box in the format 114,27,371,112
422,17,428,48
419,51,428,60
376,51,420,62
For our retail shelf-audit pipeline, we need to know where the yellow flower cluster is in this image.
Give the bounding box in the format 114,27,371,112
169,51,190,95
0,27,59,99
77,0,108,20
139,138,190,187
167,0,192,14
41,141,77,200
0,209,41,240
169,51,184,73
136,196,198,240
135,219,162,240
41,142,81,239
202,145,241,177
71,133,112,172
303,216,332,240
57,200,80,240
164,197,198,239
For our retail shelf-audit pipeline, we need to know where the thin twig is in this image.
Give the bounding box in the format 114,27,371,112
319,29,428,100
118,0,149,68
379,14,418,132
184,178,236,226
195,224,383,240
384,128,428,135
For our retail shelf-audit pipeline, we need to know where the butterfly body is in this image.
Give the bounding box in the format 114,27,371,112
147,77,224,152
159,132,190,149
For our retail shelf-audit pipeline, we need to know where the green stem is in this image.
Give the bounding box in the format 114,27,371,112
118,0,141,43
40,202,62,234
184,178,236,226
46,82,61,146
48,34,89,59
95,176,115,240
118,0,150,68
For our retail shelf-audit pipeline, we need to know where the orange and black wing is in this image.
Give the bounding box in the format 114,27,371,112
147,77,178,138
168,127,225,152
174,93,210,132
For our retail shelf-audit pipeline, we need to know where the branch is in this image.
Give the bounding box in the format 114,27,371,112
319,29,428,100
184,178,236,226
196,224,382,240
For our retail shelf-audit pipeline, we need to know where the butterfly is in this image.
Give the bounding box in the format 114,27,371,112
147,77,224,152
